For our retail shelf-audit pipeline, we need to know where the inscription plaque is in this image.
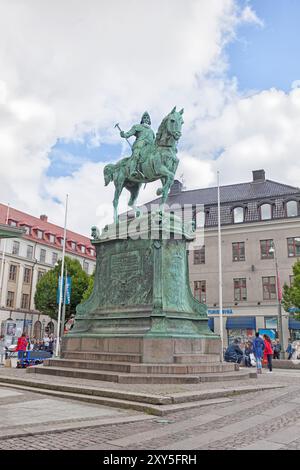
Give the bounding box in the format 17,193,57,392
111,251,140,279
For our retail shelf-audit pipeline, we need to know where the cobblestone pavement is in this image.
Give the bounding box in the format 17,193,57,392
1,369,300,450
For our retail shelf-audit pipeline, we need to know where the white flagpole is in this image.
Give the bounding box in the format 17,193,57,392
217,171,224,361
0,204,10,306
55,194,68,357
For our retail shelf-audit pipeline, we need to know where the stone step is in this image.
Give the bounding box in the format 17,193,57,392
62,351,142,363
27,365,254,384
43,358,237,374
62,351,221,364
174,354,221,364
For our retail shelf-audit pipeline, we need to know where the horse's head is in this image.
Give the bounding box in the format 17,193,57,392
103,164,114,186
156,106,184,147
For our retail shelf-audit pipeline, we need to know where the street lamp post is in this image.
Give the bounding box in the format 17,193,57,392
269,244,284,358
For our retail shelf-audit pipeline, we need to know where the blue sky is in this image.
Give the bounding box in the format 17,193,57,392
228,0,300,92
47,0,300,179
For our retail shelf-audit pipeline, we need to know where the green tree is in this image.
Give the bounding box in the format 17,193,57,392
81,269,95,302
282,259,300,320
34,256,89,320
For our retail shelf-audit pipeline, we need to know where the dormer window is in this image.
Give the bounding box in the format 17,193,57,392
80,245,86,254
89,248,95,257
233,207,244,224
70,241,76,250
36,230,43,239
8,219,17,227
23,226,31,235
286,200,298,218
260,203,272,221
49,234,55,243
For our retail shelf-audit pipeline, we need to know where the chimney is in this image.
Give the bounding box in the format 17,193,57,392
252,169,265,182
40,214,48,222
169,179,183,196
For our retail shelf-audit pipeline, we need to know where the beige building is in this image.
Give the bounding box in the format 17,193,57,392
0,204,96,342
147,169,300,350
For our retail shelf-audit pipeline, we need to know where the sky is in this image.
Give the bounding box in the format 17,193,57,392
1,0,300,235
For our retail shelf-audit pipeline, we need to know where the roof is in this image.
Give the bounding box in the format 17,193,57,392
148,179,300,207
0,223,25,239
0,203,96,260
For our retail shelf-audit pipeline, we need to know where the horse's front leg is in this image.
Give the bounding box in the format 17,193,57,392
113,181,123,224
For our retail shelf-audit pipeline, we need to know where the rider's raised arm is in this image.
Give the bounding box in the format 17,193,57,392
122,125,138,139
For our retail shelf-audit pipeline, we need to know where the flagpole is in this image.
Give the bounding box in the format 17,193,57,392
217,171,224,361
55,194,68,357
0,204,10,306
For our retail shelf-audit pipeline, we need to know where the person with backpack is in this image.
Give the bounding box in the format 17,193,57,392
252,332,265,374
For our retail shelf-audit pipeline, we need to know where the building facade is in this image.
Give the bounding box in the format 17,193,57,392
0,204,96,341
147,169,300,350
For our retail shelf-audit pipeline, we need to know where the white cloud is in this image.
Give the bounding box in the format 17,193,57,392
0,0,267,234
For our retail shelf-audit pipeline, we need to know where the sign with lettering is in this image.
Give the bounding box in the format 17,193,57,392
207,309,233,315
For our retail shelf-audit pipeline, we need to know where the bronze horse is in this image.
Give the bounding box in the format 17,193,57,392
104,107,184,223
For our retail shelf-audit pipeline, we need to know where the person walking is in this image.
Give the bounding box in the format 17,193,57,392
252,332,265,374
16,333,28,364
286,339,295,360
263,334,273,372
273,339,281,359
0,335,6,366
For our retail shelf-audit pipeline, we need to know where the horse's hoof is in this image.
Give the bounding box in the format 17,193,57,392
156,188,163,196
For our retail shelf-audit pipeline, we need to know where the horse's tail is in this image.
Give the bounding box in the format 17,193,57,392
103,163,115,186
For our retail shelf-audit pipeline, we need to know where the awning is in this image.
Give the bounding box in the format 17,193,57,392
208,317,214,332
289,318,300,330
226,316,256,330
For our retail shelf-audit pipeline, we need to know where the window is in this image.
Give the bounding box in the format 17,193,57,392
23,268,31,284
287,237,300,257
234,278,247,301
37,270,45,282
260,239,274,259
40,249,46,263
21,293,29,309
12,241,20,255
23,226,31,235
80,245,86,254
70,241,76,250
26,245,33,259
89,248,95,257
49,234,55,243
37,230,43,239
194,280,206,303
52,252,58,265
260,203,272,220
233,207,244,224
286,200,298,218
262,276,276,300
193,246,205,264
232,242,245,262
9,264,17,281
6,291,15,308
83,260,89,273
8,220,17,227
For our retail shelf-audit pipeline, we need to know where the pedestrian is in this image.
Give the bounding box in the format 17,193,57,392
244,341,253,367
273,339,281,360
252,332,265,374
286,339,295,360
0,335,6,365
15,333,28,363
224,338,244,364
263,334,273,373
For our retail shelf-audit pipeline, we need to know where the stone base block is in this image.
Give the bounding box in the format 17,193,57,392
62,335,222,364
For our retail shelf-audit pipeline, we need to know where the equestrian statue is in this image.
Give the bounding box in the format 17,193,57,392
104,106,184,223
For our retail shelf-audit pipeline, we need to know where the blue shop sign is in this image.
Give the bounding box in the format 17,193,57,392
207,309,233,315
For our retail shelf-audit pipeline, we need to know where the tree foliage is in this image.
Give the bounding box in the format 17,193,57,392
282,259,300,320
34,256,90,320
81,269,95,302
